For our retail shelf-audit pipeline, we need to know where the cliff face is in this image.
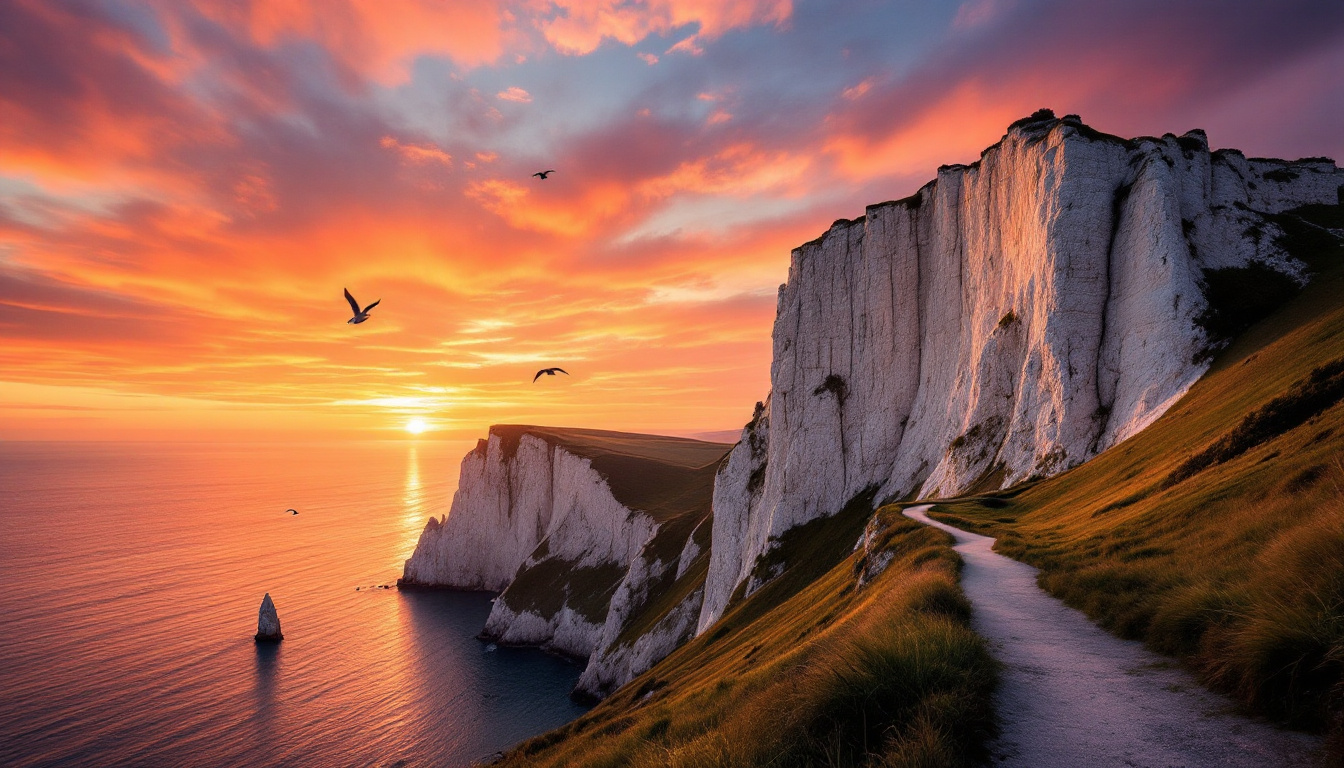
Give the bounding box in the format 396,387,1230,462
698,111,1344,632
401,426,728,697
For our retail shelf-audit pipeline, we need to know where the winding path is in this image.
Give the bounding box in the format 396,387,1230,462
903,504,1322,767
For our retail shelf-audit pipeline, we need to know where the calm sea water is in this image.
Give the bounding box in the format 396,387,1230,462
0,441,588,768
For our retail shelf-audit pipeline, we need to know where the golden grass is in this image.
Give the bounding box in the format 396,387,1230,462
495,509,997,767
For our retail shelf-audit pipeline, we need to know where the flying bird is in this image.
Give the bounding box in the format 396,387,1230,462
344,288,380,325
532,170,555,180
286,509,298,515
533,367,569,382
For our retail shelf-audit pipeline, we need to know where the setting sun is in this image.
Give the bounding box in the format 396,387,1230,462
405,418,428,435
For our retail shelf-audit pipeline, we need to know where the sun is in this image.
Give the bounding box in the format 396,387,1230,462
405,417,429,435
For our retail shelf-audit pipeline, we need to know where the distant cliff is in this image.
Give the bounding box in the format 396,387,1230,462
698,110,1344,631
401,426,728,699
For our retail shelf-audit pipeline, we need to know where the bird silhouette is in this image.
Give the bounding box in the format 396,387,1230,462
344,288,380,324
533,367,569,382
286,509,298,515
532,170,556,180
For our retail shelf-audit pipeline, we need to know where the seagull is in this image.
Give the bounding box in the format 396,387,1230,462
533,367,569,382
344,288,380,325
532,170,556,180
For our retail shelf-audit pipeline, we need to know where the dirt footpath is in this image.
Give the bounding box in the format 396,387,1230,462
903,505,1322,768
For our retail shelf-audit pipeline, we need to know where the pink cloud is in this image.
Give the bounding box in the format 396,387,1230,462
822,0,1344,184
496,86,534,103
380,136,453,166
953,0,1011,30
532,0,792,56
666,35,703,55
186,0,512,84
841,78,874,101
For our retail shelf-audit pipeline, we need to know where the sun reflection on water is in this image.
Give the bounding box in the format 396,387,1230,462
399,445,429,562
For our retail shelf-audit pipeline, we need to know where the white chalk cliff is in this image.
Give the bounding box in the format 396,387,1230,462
697,111,1344,632
401,426,726,699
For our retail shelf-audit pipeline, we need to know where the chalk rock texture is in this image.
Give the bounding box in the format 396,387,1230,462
402,426,727,697
255,593,282,642
697,111,1344,633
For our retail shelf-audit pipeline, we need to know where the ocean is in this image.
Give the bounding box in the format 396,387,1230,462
0,440,588,767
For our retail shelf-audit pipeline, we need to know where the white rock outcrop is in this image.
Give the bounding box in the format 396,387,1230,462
402,433,559,591
402,426,725,698
574,520,710,699
255,593,282,642
697,111,1344,633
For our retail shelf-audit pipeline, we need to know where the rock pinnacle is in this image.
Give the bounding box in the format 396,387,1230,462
255,592,283,642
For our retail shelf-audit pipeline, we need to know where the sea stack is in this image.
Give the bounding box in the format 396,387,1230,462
254,593,283,642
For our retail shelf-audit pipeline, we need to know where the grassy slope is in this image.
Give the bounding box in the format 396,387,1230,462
490,426,732,639
497,505,997,768
929,210,1344,738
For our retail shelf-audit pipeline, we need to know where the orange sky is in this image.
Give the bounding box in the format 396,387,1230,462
3,0,1343,441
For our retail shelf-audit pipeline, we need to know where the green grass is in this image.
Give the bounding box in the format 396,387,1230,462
928,217,1344,742
495,506,998,767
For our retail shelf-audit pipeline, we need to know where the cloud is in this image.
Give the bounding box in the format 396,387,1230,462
380,136,453,165
532,0,792,56
496,86,533,103
952,0,1011,30
841,78,874,100
186,0,513,83
822,0,1344,183
666,35,703,55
